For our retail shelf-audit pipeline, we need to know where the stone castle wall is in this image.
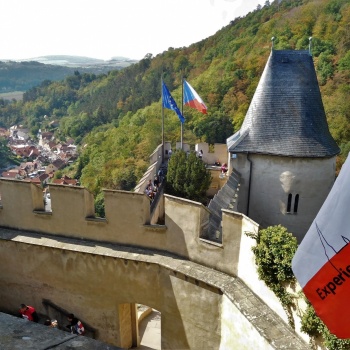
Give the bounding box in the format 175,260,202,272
0,178,309,349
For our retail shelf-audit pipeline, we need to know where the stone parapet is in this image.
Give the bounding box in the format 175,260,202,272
0,228,308,349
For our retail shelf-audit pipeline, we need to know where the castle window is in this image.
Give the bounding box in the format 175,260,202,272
287,193,292,213
294,194,299,213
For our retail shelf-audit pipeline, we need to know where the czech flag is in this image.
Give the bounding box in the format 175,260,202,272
183,79,207,114
162,81,185,123
292,155,350,338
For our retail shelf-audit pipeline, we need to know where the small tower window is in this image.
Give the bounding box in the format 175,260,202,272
294,194,299,213
287,193,292,213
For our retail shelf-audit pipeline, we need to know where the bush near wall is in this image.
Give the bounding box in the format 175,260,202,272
248,225,350,350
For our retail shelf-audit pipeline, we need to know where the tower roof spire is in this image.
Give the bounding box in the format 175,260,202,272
227,50,339,158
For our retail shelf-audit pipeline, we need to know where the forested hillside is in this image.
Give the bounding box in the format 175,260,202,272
0,0,349,196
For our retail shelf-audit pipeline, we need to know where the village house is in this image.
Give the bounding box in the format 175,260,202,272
1,168,26,180
45,159,66,174
52,175,78,186
39,173,50,185
38,131,54,147
20,161,40,174
10,145,40,159
9,125,30,141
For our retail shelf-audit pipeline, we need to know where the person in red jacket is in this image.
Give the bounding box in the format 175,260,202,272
19,304,39,322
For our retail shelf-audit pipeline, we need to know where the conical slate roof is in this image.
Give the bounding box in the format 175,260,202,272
227,50,340,157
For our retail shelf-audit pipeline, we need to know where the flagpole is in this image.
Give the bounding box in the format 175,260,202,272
181,75,184,150
161,77,165,162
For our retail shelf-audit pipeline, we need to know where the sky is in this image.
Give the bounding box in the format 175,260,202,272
1,0,262,61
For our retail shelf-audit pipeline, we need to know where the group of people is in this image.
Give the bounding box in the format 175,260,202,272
19,303,85,335
145,175,160,201
144,167,166,202
212,160,228,174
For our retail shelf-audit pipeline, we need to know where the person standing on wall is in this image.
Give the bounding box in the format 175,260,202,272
19,304,39,322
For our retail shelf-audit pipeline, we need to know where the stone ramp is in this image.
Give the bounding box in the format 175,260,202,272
205,169,241,243
0,312,122,350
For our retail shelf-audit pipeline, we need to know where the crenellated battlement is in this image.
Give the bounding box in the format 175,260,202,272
0,177,310,348
0,177,257,278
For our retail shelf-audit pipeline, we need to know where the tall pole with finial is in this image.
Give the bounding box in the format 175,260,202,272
161,76,165,161
180,75,184,150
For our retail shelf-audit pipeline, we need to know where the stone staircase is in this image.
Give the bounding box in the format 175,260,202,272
205,169,241,243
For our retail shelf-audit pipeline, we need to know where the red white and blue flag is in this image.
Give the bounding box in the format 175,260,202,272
292,155,350,338
183,79,207,114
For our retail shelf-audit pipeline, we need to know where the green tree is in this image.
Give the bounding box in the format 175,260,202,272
339,50,350,71
54,170,63,179
94,192,105,218
192,112,233,143
166,150,212,203
0,137,12,168
248,225,297,306
247,225,298,327
74,157,84,179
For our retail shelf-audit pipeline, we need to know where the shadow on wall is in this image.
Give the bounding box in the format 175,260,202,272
42,298,97,339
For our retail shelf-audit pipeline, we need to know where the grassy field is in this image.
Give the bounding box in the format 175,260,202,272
0,91,24,101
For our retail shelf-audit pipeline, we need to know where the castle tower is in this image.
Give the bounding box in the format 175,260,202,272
227,49,339,242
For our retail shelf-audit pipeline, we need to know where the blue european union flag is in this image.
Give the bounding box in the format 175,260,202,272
162,81,185,123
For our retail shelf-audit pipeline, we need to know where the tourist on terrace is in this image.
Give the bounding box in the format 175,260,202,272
153,176,159,187
19,303,39,322
157,168,164,183
221,163,228,174
66,313,85,335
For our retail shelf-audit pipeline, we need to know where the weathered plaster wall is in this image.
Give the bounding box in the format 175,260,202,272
219,295,274,350
164,195,259,277
206,167,228,197
0,180,258,278
0,179,309,349
232,154,336,241
0,230,308,350
230,153,251,215
195,143,228,165
0,238,224,349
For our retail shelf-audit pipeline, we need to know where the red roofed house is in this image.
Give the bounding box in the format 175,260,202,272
52,175,78,186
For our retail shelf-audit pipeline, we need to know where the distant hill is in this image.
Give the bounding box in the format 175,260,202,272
18,55,138,68
0,55,138,94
